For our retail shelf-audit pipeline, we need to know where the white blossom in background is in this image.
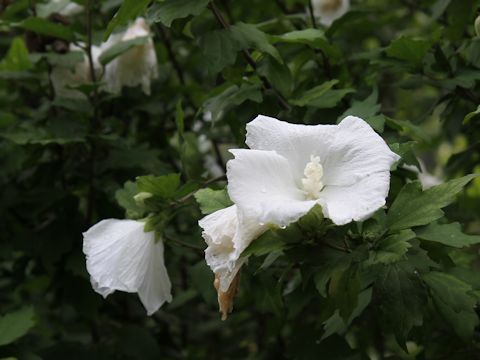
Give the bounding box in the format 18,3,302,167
102,18,159,95
83,219,172,315
199,205,267,318
227,115,400,227
45,0,84,17
50,43,102,99
404,160,443,190
311,0,350,27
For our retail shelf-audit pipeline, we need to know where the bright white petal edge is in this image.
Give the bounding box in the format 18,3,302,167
82,219,172,315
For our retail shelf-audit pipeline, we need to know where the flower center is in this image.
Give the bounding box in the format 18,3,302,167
320,0,342,13
301,155,324,199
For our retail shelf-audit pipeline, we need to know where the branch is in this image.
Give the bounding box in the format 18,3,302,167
208,1,290,111
85,0,100,225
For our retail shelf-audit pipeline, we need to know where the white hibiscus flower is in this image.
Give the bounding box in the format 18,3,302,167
311,0,350,27
102,18,159,95
83,219,172,315
227,115,400,227
199,205,267,318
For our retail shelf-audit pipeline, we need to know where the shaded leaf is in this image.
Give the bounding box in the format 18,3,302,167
194,188,232,215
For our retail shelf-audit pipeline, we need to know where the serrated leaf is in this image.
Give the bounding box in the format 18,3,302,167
374,263,425,348
339,89,384,132
314,250,351,297
104,0,150,40
369,230,414,265
20,17,75,41
386,175,477,232
99,36,149,65
423,271,479,341
328,266,360,321
0,307,36,346
194,188,232,215
416,222,480,248
203,83,262,122
273,29,339,59
0,37,32,72
386,36,432,66
291,80,354,108
147,0,209,27
115,181,145,219
242,230,286,257
231,22,282,64
136,173,181,198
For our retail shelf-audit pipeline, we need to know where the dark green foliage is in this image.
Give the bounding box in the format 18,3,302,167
1,0,480,359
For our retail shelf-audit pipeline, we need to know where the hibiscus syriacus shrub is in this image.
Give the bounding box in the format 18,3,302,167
1,0,480,359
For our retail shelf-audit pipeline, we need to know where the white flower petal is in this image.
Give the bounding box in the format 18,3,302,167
227,149,317,227
312,0,350,27
83,219,172,315
199,205,267,292
321,116,400,187
102,18,158,95
246,115,335,179
318,171,391,225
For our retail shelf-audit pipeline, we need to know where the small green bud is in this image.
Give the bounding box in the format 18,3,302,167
134,192,153,205
475,15,480,37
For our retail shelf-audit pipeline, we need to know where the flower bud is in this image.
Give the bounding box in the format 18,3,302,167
134,192,153,205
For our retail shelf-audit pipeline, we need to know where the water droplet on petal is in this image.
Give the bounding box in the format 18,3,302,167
280,225,287,229
259,222,265,226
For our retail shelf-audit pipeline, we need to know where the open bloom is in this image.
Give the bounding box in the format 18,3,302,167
102,18,158,95
227,115,400,227
311,0,350,27
199,205,267,318
83,219,172,315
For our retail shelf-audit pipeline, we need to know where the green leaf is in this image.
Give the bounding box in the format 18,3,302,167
416,222,480,248
136,173,181,198
322,288,372,340
374,263,425,348
104,0,150,40
0,37,32,72
314,250,351,297
231,22,282,64
291,80,354,108
386,175,477,232
194,188,232,215
339,89,384,132
0,307,36,346
369,230,414,265
328,266,361,321
463,104,480,124
203,83,262,122
423,271,479,341
258,55,292,97
175,100,185,139
98,36,149,65
385,117,430,143
115,181,146,219
242,230,286,257
20,17,75,41
386,36,432,66
147,0,210,27
273,29,339,59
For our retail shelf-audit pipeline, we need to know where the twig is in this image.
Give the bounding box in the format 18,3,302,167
208,1,290,111
156,24,185,85
307,0,317,28
85,0,99,225
165,235,204,251
178,174,227,203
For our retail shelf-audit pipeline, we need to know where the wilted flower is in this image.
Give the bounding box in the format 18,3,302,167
199,205,267,319
102,18,158,95
83,219,172,315
227,115,400,227
311,0,350,27
50,43,102,99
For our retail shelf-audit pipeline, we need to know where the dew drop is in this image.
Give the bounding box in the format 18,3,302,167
261,186,267,194
259,222,265,226
280,225,287,229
